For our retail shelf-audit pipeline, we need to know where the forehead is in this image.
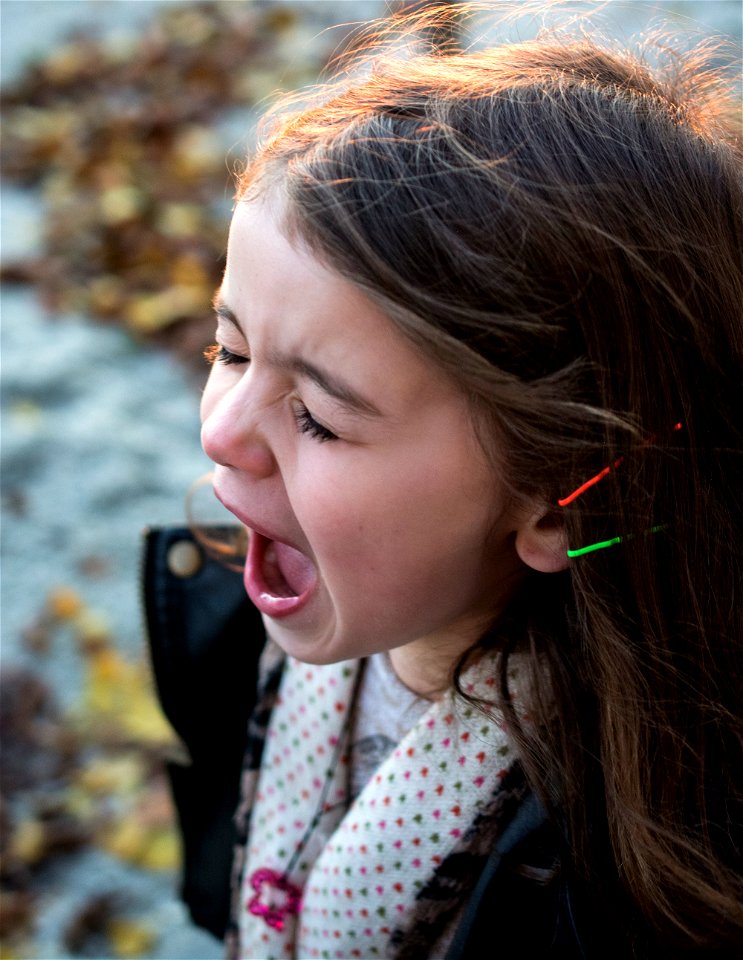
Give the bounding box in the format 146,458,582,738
222,199,464,408
224,198,365,334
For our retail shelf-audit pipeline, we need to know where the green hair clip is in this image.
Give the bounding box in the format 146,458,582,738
567,524,668,558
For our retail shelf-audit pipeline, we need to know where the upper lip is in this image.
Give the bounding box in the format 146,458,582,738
212,483,298,549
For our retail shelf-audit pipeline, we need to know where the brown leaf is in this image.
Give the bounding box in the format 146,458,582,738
63,892,121,954
0,887,34,938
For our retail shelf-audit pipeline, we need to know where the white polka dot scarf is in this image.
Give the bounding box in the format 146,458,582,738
238,656,517,960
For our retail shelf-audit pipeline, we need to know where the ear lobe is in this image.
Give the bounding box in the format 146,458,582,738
514,508,570,574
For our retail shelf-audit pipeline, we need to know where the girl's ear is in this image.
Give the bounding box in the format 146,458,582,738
514,507,570,574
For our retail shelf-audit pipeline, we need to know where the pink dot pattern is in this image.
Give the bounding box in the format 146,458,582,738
239,658,513,960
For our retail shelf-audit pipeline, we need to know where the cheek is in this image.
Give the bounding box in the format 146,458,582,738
293,455,485,576
287,461,379,565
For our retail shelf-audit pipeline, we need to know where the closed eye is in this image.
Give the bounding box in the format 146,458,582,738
294,402,338,442
204,344,250,366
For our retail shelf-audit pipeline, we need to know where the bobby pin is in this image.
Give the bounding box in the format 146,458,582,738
567,524,668,558
558,457,624,507
558,422,683,508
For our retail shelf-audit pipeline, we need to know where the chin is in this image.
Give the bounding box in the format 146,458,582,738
261,620,348,666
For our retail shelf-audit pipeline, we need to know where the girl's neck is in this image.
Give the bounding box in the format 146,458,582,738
387,603,502,699
388,635,469,701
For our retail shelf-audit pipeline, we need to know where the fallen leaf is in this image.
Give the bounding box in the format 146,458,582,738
73,608,113,651
97,815,149,863
7,819,45,867
0,888,34,939
75,755,143,796
63,892,120,954
46,586,84,621
107,918,156,958
135,829,180,872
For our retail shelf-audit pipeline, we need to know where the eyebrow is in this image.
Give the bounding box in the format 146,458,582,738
213,297,383,418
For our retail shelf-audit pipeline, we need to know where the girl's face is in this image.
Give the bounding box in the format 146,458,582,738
201,198,526,669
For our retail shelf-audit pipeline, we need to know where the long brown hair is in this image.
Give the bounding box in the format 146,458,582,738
237,5,743,953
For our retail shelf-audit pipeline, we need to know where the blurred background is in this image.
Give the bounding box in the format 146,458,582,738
1,2,739,958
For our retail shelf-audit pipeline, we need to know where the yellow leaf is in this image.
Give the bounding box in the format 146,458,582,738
107,919,156,959
9,819,45,866
43,42,95,84
99,185,146,225
74,642,177,748
137,829,180,872
117,667,177,746
88,276,125,317
172,125,222,178
125,285,208,333
158,203,203,239
97,817,180,873
74,608,113,649
76,755,144,796
169,251,210,288
47,586,84,621
98,815,148,864
83,648,130,716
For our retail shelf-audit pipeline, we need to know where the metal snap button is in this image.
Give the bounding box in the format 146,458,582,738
166,539,203,578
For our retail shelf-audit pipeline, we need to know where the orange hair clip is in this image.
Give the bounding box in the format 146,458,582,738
558,422,683,508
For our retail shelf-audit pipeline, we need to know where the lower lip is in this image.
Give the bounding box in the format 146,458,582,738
244,531,315,618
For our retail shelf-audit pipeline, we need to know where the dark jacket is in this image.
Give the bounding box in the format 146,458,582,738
142,527,634,959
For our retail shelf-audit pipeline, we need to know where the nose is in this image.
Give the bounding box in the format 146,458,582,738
200,375,276,480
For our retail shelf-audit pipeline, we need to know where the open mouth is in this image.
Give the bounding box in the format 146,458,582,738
245,531,317,617
262,539,316,598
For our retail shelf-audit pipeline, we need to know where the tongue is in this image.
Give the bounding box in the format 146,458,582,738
272,541,316,596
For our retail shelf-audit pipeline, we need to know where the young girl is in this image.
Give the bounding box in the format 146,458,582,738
145,7,743,958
